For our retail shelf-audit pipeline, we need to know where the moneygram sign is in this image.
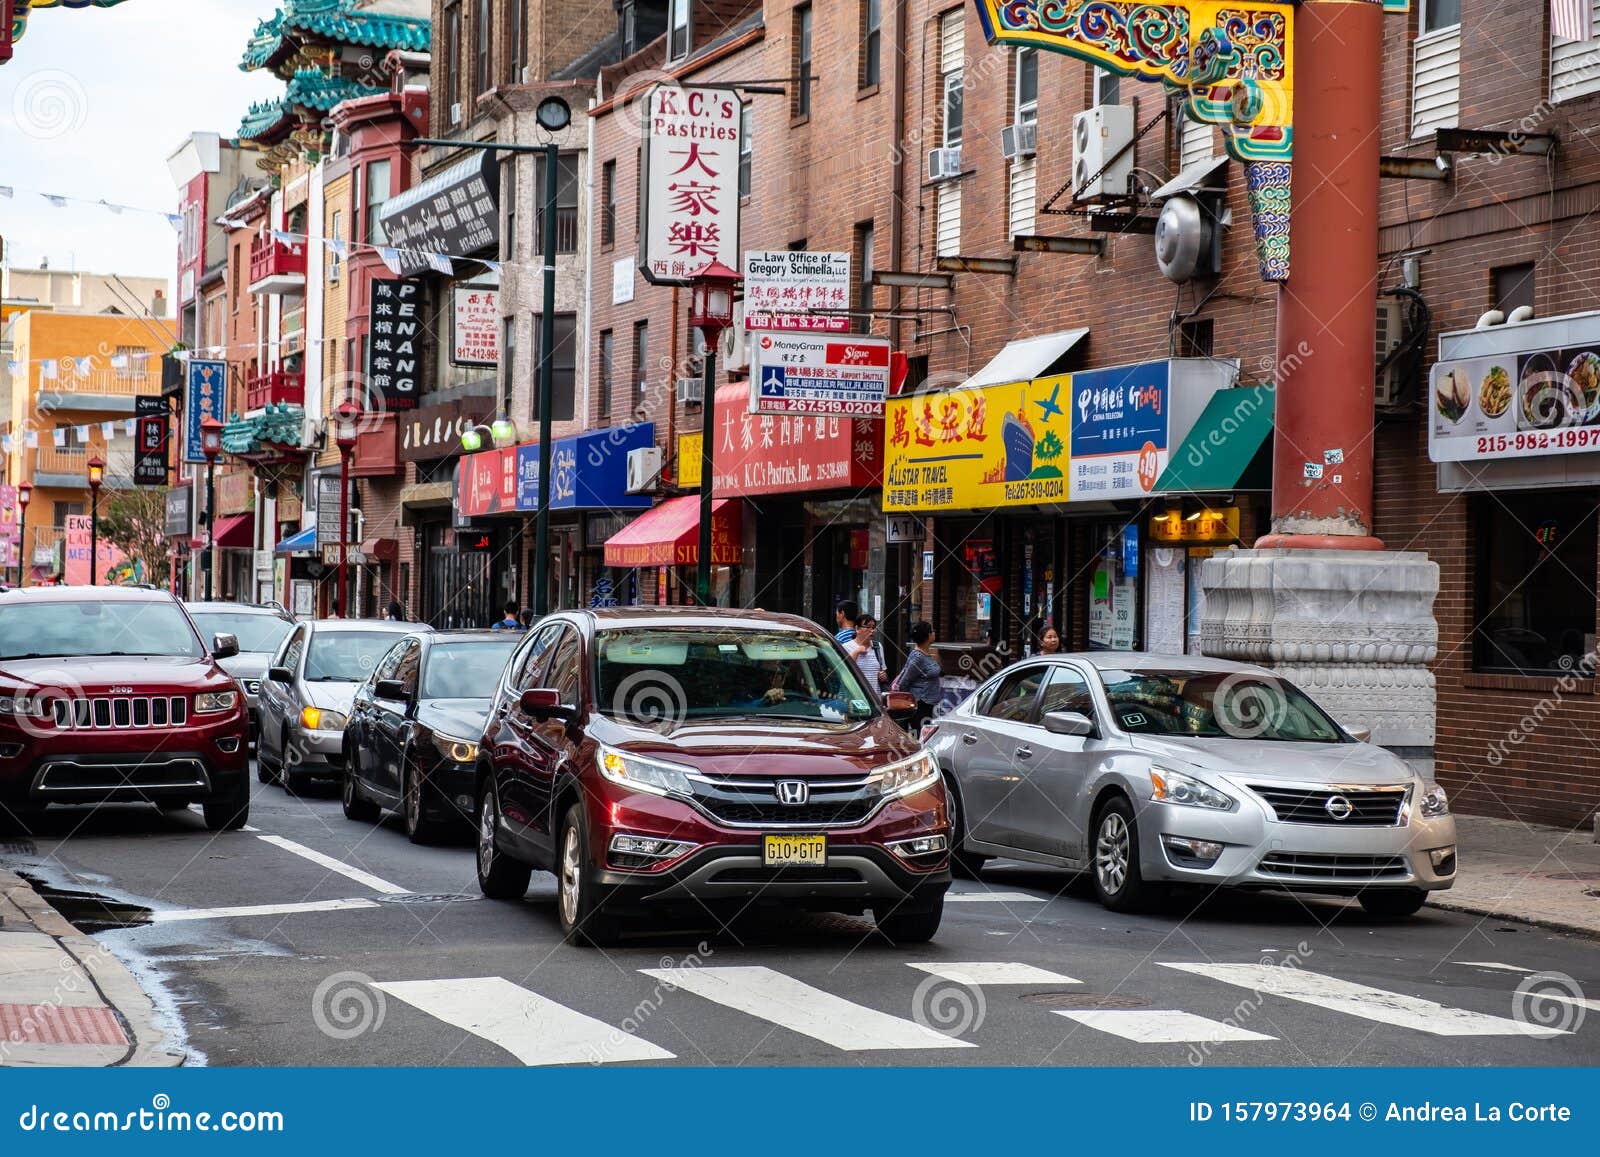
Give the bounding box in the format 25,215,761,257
640,85,742,285
751,333,891,418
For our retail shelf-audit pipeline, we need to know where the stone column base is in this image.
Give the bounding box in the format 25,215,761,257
1197,548,1439,749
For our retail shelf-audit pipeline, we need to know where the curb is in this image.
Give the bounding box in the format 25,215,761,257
1428,891,1600,941
0,869,184,1067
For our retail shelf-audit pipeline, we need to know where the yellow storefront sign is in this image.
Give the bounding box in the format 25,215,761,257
677,433,703,489
883,377,1072,512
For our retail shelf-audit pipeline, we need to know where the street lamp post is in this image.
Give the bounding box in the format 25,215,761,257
15,481,32,589
687,260,742,606
86,454,105,587
199,416,223,601
333,399,361,618
532,94,571,618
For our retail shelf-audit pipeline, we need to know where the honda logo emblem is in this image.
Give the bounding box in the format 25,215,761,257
775,780,809,806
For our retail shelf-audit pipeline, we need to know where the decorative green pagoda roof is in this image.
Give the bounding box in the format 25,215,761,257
223,404,308,456
284,67,382,112
241,0,431,75
238,98,290,142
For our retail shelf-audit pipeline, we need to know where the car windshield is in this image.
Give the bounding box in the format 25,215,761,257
304,631,405,683
422,639,519,699
0,600,203,660
595,628,876,723
188,609,293,654
1097,668,1347,743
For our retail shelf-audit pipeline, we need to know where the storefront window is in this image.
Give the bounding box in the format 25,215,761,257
1474,492,1598,675
938,518,999,645
1087,523,1139,651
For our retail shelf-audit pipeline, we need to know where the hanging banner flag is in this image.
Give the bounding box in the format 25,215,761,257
101,421,115,439
52,428,66,447
640,84,743,285
184,360,226,463
427,252,454,276
376,246,404,275
367,278,424,411
26,431,38,449
39,359,57,380
110,353,128,369
124,418,136,436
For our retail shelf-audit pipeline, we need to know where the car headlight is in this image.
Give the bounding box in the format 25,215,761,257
873,750,940,798
300,706,347,731
598,743,695,798
0,694,45,718
1150,766,1234,810
432,732,479,764
1419,783,1450,817
195,690,240,715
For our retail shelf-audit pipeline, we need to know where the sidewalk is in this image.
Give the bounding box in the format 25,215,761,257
1433,814,1600,937
0,869,182,1067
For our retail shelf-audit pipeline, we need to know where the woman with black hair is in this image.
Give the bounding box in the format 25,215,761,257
893,620,943,733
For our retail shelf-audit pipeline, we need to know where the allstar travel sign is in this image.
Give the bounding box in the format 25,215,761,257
882,360,1173,512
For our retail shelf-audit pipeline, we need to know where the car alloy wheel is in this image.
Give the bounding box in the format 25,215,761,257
477,792,498,879
1095,810,1130,895
559,823,582,928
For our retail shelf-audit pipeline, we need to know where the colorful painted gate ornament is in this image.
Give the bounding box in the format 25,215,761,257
5,0,138,64
972,0,1408,283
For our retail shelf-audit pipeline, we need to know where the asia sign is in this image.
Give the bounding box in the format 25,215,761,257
1429,342,1600,464
751,333,891,417
640,84,742,285
677,387,880,495
451,286,499,367
367,278,423,411
183,360,226,464
743,250,851,332
134,395,168,486
1068,361,1171,501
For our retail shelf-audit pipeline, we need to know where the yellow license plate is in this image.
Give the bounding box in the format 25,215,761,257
762,833,827,867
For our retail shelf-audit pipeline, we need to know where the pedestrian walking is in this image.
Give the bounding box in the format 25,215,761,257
1038,624,1061,654
518,607,535,630
892,621,943,733
834,600,860,644
490,600,521,631
847,615,889,692
384,599,404,622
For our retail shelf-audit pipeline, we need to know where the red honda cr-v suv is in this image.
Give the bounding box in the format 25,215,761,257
0,587,251,832
474,608,951,945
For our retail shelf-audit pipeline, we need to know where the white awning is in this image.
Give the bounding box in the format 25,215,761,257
962,329,1089,390
1152,155,1230,200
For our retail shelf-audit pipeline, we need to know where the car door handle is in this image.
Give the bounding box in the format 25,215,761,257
960,732,978,745
1014,745,1034,759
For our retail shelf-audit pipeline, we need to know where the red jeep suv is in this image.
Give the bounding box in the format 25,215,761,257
474,608,951,946
0,587,251,832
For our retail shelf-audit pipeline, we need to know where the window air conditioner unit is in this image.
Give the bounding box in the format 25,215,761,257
927,146,962,182
719,304,749,371
1375,296,1407,407
625,446,662,493
676,376,704,406
1001,121,1037,160
449,103,463,127
1072,105,1135,201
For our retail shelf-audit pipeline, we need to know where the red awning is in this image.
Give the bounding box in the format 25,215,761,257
359,537,398,561
211,514,254,549
603,496,741,568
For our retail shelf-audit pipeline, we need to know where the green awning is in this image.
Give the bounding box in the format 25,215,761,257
1154,386,1274,493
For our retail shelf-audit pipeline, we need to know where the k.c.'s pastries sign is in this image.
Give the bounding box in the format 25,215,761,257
1429,343,1600,463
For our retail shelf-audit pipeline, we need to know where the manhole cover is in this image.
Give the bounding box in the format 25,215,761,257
0,839,36,856
1020,991,1146,1010
373,893,478,906
1544,871,1600,882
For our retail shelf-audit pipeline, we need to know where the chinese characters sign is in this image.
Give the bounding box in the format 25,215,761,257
678,385,880,495
751,333,891,417
376,152,500,274
454,425,656,519
451,287,499,367
1068,361,1171,501
744,250,851,332
641,84,743,285
184,360,226,464
367,278,423,411
134,395,169,486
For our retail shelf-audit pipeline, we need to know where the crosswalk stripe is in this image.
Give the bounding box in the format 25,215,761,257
1162,963,1570,1037
150,898,379,923
638,966,973,1051
908,962,1081,986
1057,1009,1275,1044
374,977,675,1065
945,892,1046,903
255,833,410,895
1528,991,1600,1014
1453,961,1535,973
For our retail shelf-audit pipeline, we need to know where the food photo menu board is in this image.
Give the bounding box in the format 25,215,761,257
1430,342,1600,463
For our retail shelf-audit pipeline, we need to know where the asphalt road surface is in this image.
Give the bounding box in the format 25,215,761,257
5,773,1598,1067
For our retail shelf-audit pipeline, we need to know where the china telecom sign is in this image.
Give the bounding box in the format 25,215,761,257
640,84,743,285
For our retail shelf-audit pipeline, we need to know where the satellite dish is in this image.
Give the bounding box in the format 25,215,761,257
1154,194,1214,284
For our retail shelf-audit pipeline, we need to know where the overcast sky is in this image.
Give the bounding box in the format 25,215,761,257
0,0,281,285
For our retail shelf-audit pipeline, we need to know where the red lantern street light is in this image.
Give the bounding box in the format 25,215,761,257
687,259,743,606
333,399,362,618
15,481,32,589
86,453,106,587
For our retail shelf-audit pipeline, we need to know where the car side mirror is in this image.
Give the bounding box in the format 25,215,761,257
1346,723,1373,743
375,679,409,703
267,666,294,684
1042,710,1096,737
212,633,240,661
520,687,576,723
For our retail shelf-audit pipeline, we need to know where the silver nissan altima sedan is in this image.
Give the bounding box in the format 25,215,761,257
927,654,1457,917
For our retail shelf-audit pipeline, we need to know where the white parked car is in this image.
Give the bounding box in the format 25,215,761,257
928,654,1456,917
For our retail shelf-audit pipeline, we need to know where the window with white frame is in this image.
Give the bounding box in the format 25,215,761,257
1094,66,1120,107
668,0,691,62
1015,46,1038,125
1552,1,1600,104
1009,47,1037,238
738,103,753,197
937,8,964,255
1411,0,1460,137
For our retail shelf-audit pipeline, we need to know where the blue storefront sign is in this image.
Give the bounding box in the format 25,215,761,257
514,422,655,512
183,360,227,464
1068,360,1172,501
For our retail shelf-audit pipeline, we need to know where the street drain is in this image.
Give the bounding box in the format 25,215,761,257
0,839,36,856
1020,991,1146,1010
19,874,153,933
373,893,478,906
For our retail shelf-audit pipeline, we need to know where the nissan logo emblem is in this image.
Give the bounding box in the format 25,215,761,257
1324,794,1354,821
775,780,809,806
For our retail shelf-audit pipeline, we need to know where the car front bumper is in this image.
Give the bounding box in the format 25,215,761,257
284,723,345,775
1135,795,1458,893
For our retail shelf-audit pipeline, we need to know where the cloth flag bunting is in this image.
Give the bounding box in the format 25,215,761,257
110,354,128,369
74,357,92,375
427,252,454,276
52,429,66,447
101,422,116,439
376,247,404,275
124,419,137,436
40,360,57,380
326,238,348,259
26,432,38,449
43,194,68,208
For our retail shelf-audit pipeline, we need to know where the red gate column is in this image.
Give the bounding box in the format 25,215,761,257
1259,0,1385,550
